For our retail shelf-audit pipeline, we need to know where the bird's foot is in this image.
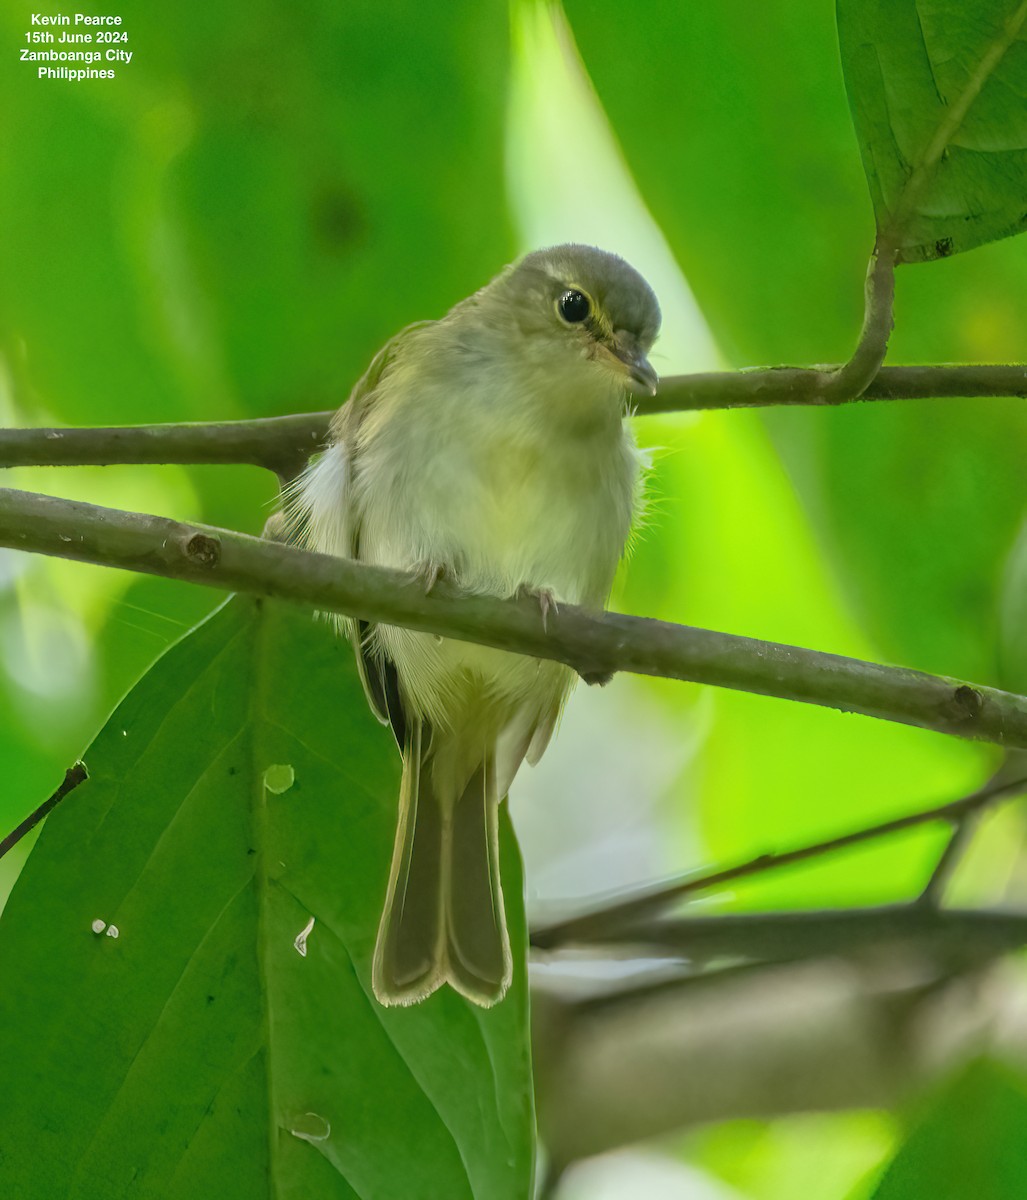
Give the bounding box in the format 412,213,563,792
516,584,559,633
411,559,446,595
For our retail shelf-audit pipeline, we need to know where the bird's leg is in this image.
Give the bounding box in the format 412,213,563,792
516,584,558,633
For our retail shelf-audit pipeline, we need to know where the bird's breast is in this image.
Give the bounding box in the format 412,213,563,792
355,347,642,611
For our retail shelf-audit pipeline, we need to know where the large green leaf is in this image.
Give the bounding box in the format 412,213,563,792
838,0,1027,262
0,596,534,1199
870,1060,1027,1198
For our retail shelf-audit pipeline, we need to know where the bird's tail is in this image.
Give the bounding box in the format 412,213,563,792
372,717,512,1007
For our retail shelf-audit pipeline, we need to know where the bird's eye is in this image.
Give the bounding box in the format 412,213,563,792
557,289,591,324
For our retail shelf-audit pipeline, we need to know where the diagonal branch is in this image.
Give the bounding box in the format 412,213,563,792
2,487,1027,752
530,773,1027,949
0,762,89,862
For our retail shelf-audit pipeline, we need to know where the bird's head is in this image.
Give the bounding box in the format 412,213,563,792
480,244,662,397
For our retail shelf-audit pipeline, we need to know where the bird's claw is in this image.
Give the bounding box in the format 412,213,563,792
517,584,558,633
412,560,446,595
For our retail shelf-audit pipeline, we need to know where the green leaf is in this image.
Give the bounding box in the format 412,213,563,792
870,1060,1027,1198
838,0,1027,262
0,597,534,1199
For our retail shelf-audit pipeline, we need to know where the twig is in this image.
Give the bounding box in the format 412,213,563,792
542,902,1027,969
530,774,1027,949
646,363,1027,412
593,904,1027,965
919,755,1027,906
2,364,1027,474
0,413,328,481
3,489,1027,749
0,762,88,862
817,242,896,401
918,817,979,907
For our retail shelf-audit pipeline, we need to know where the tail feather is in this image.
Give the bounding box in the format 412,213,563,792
372,719,512,1007
446,750,509,998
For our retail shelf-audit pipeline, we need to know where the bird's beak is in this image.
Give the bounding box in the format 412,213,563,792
597,333,659,396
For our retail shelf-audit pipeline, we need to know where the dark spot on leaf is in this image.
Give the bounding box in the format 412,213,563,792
206,994,215,1005
247,847,256,856
228,766,237,776
312,184,367,251
934,237,954,258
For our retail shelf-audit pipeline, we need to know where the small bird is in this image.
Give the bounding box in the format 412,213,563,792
287,244,660,1007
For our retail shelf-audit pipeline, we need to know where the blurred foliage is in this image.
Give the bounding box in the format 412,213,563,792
869,1061,1027,1199
688,1113,893,1200
0,597,533,1197
2,0,1027,1196
0,0,513,892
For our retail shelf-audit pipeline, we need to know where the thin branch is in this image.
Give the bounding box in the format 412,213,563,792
916,754,1027,906
0,762,88,862
2,364,1027,475
566,904,1027,965
647,362,1027,413
816,242,896,400
4,488,1027,749
918,817,978,907
0,413,329,480
530,774,1027,949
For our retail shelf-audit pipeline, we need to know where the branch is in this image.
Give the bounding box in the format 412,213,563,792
918,818,979,906
3,487,1027,750
816,242,896,401
572,904,1027,965
531,773,1027,949
2,363,1027,473
0,413,329,480
533,950,1025,1168
648,361,1027,413
0,762,88,862
917,753,1027,905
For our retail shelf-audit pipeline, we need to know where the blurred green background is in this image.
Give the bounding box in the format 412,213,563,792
2,1,1026,1196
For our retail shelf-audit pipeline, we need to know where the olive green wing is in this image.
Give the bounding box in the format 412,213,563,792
340,323,433,750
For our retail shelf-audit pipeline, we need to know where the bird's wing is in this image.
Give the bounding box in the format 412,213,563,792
339,323,433,749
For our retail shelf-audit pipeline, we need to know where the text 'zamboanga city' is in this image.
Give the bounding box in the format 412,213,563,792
22,12,131,79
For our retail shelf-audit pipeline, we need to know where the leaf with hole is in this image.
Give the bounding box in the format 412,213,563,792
0,596,534,1199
